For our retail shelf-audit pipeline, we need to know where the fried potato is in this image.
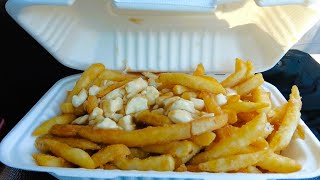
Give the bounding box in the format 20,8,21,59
267,103,288,125
91,144,131,168
190,132,216,146
193,63,205,76
175,164,188,172
60,102,74,114
128,148,150,159
141,140,193,158
221,58,248,88
251,87,271,113
222,102,268,113
191,114,228,135
49,124,82,137
32,153,74,168
77,123,191,147
181,91,198,100
114,155,175,171
269,85,302,152
257,150,301,173
227,95,241,104
66,63,105,102
159,73,225,94
235,166,262,173
293,124,305,140
94,69,139,83
97,80,129,98
223,109,238,124
173,85,192,95
41,138,95,169
233,73,264,96
199,150,266,172
135,110,172,126
200,91,223,115
237,112,259,123
189,113,267,165
86,95,99,114
32,114,76,136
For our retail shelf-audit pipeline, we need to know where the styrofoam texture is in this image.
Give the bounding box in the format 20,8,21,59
0,74,319,180
5,0,320,73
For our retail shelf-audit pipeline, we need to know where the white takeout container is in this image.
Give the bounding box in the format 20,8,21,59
2,0,320,179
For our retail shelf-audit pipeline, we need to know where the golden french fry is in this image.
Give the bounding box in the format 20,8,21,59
181,91,198,100
269,85,302,152
227,95,241,104
135,110,172,126
238,137,269,154
97,80,129,98
60,102,74,114
200,91,223,115
103,163,118,170
77,123,191,147
173,85,191,95
235,166,262,173
257,150,301,173
189,113,267,165
267,103,288,125
32,153,74,168
86,95,99,114
49,124,82,137
186,165,202,172
159,73,225,94
233,73,265,96
190,132,216,146
92,144,131,168
245,60,254,79
237,112,259,123
251,87,271,113
66,63,105,102
191,114,228,136
222,102,268,113
293,124,305,140
41,138,95,169
198,75,220,84
128,148,150,159
175,164,188,172
141,140,193,158
193,63,205,76
223,109,238,124
199,150,266,172
32,114,76,136
74,103,86,116
39,135,101,151
221,58,247,88
94,69,139,83
114,155,175,171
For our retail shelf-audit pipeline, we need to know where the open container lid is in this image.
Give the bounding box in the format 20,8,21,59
5,0,320,74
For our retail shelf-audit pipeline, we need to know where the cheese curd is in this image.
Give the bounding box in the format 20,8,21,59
71,114,89,125
104,88,125,100
215,93,227,106
190,98,205,110
88,85,101,96
104,113,124,122
89,107,104,120
125,78,148,98
118,115,136,131
72,89,88,108
102,97,123,113
168,99,196,113
141,86,160,105
168,109,193,123
125,96,148,115
95,118,121,129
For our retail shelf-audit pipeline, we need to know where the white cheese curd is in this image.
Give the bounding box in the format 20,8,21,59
190,98,205,110
125,78,148,98
103,97,123,113
71,114,89,125
148,78,160,88
88,85,101,96
89,107,104,120
104,88,125,100
105,113,124,122
102,80,115,87
72,89,88,108
118,115,136,131
125,96,148,115
156,92,174,106
89,115,105,125
168,99,196,113
215,93,227,106
201,113,215,118
95,118,122,129
168,109,193,123
163,96,180,107
141,86,160,105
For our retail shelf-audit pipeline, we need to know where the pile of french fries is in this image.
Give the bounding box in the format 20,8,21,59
32,58,303,173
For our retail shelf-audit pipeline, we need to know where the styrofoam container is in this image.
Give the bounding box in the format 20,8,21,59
2,0,320,179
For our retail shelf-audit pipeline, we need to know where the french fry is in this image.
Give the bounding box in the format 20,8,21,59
267,103,288,125
74,103,86,116
173,85,192,95
32,114,76,136
186,165,202,172
86,95,99,114
103,163,118,170
128,148,150,159
190,132,216,146
97,80,129,98
49,124,82,137
235,166,262,173
269,86,302,152
200,91,223,115
181,91,198,100
175,164,188,172
114,155,175,171
189,113,267,165
141,140,193,158
251,87,271,113
135,110,172,126
41,138,95,169
222,102,268,113
159,73,225,94
257,150,301,173
91,144,131,168
191,114,228,136
221,58,247,88
199,150,266,172
60,102,74,114
32,153,74,168
94,69,139,83
66,63,105,102
193,63,205,76
77,123,191,147
233,73,265,96
227,95,241,104
223,109,238,124
237,112,259,123
293,124,305,140
245,60,254,79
